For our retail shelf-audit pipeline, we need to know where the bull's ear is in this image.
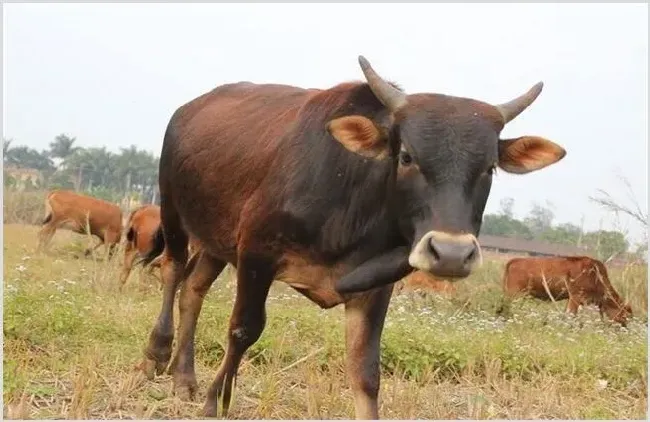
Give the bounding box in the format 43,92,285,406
328,115,388,159
498,136,566,174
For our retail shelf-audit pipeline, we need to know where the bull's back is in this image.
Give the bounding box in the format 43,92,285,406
161,83,315,253
48,190,122,233
172,82,311,156
503,256,593,300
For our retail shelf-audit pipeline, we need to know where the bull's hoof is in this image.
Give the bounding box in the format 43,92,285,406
143,333,174,378
174,383,197,402
141,358,157,380
203,401,218,418
141,357,168,380
173,370,198,401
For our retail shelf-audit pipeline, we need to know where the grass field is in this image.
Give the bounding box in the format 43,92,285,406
2,223,648,419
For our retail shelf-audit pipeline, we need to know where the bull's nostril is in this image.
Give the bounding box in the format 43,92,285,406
465,247,476,264
428,239,440,261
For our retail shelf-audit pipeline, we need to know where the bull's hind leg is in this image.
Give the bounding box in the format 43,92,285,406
84,238,104,257
168,251,226,401
345,285,393,420
36,221,58,253
203,252,275,417
142,205,189,379
105,231,120,258
119,247,138,290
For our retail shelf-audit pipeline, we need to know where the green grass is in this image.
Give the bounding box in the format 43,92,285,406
3,223,648,419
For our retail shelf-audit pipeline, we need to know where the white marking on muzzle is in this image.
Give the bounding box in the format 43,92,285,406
470,235,483,268
408,231,481,272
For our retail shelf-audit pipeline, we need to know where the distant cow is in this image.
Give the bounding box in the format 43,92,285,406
37,190,123,256
138,55,565,419
394,271,456,297
119,204,162,289
119,204,202,290
503,256,632,326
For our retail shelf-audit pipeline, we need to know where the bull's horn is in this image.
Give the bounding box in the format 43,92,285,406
358,55,407,111
495,81,544,124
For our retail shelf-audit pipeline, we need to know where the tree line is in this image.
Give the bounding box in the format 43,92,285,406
481,197,645,262
3,135,645,262
3,134,159,204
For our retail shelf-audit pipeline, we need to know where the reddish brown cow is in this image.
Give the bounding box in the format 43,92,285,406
503,256,632,326
120,204,202,290
394,271,457,297
139,56,566,418
119,204,162,289
37,190,123,256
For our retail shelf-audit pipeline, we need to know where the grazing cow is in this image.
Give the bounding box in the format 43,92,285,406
503,256,632,326
119,204,162,289
119,204,202,290
138,56,566,419
37,190,123,256
394,271,456,297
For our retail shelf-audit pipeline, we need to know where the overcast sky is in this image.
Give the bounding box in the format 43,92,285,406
3,3,648,245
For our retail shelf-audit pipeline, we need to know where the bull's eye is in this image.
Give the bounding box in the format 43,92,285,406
399,150,413,166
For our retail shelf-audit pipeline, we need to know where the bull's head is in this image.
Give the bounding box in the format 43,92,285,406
329,56,566,280
601,301,633,327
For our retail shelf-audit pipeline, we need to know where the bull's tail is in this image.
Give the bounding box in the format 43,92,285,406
501,260,514,293
496,261,515,317
41,194,54,225
140,225,165,266
42,213,53,225
126,226,136,245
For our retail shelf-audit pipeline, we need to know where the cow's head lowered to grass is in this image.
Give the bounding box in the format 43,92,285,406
330,56,566,279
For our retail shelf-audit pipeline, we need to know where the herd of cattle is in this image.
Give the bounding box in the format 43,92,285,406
28,56,635,419
37,189,633,328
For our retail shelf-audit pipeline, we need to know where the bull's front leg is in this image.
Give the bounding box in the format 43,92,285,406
84,238,104,257
344,284,394,420
335,246,412,295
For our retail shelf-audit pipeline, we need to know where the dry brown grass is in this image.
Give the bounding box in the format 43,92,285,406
2,189,47,225
3,223,648,419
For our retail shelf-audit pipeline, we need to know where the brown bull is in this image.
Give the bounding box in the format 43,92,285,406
138,56,565,419
37,190,122,256
503,256,632,326
394,271,456,297
119,204,201,290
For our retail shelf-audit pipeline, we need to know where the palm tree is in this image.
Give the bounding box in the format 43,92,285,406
86,147,116,188
115,145,149,193
49,134,80,169
63,148,92,191
4,146,54,171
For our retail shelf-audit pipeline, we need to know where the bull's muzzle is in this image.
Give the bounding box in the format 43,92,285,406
408,231,480,278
